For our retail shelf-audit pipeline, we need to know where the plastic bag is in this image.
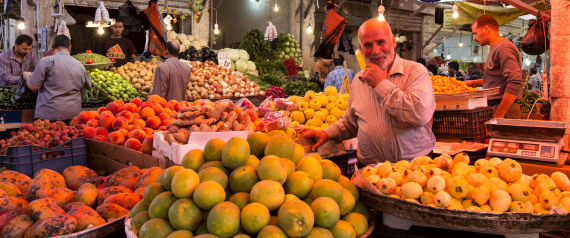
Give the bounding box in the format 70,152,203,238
256,98,275,116
14,76,37,103
235,98,256,110
274,98,296,111
264,117,291,132
521,19,549,55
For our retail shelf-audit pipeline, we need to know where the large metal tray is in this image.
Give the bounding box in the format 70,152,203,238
434,87,500,100
485,118,567,142
54,215,126,238
83,62,114,70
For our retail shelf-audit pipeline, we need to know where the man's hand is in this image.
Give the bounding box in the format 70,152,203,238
360,63,388,88
299,129,328,152
23,72,32,80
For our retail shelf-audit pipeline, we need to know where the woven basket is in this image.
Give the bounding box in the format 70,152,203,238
126,213,377,238
53,215,126,238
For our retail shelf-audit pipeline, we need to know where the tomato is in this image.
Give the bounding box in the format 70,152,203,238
87,59,93,64
110,58,116,62
86,49,92,53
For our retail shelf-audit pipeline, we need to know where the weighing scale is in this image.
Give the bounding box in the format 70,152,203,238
485,119,567,163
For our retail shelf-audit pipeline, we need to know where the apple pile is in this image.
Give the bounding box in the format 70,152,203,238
73,95,182,153
0,120,85,155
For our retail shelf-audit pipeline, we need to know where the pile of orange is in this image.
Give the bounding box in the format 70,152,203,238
431,76,477,94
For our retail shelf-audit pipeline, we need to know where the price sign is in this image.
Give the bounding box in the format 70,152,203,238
218,52,231,69
461,56,474,62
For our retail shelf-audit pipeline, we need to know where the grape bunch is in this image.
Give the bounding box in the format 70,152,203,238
284,58,298,77
265,86,286,99
0,120,86,155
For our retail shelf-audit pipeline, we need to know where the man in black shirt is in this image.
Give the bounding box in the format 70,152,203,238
448,61,464,81
99,20,137,67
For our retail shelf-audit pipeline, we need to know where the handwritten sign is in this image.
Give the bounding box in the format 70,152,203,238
461,56,474,62
217,52,231,69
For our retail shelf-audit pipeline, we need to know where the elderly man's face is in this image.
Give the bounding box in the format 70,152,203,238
358,21,396,70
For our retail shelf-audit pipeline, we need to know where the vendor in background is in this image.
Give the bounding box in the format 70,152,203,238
324,55,354,92
0,34,38,87
310,57,334,85
527,67,541,92
427,64,439,76
464,63,477,80
153,41,191,101
469,68,483,80
99,20,137,67
27,35,91,123
465,15,523,119
300,19,436,164
447,61,464,81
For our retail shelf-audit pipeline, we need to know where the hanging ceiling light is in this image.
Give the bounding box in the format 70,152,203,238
214,23,220,35
307,24,313,34
17,20,25,30
97,27,104,35
447,53,451,59
459,31,463,47
525,58,531,66
274,2,279,12
166,24,172,30
395,34,400,42
377,5,386,21
459,42,463,47
453,2,459,18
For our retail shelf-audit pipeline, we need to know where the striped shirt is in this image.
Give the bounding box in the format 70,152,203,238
0,49,38,87
323,55,436,164
324,66,354,92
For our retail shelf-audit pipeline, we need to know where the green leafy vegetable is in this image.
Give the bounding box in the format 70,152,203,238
283,80,322,96
239,29,271,62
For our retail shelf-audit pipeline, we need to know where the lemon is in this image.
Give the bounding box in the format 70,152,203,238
325,103,336,111
314,111,326,122
325,86,338,96
325,115,337,124
305,91,317,102
291,111,306,123
291,121,300,126
342,94,349,101
285,128,297,139
319,108,329,117
288,96,299,102
311,118,323,127
304,108,316,120
335,98,347,110
317,95,329,106
330,108,343,119
310,99,321,111
327,95,337,104
298,101,309,111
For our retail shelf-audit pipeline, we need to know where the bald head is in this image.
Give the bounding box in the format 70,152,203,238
166,41,180,57
358,19,396,70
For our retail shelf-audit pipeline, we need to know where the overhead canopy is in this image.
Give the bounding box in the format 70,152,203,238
451,1,550,26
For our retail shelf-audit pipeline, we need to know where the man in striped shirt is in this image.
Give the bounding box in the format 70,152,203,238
0,34,38,87
300,19,436,164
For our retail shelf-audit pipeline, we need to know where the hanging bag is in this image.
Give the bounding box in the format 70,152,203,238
14,76,37,103
521,18,549,55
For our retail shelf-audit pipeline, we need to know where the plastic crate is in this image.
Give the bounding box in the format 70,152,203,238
0,138,87,177
329,152,358,176
432,107,494,143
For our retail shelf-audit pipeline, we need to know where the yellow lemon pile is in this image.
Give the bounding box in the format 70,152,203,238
288,86,348,130
431,76,477,94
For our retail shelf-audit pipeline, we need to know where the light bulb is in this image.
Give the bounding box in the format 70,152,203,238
453,4,459,18
97,27,104,35
17,21,25,30
214,23,220,35
525,58,531,66
377,5,386,21
447,54,451,59
166,24,172,30
459,42,463,47
307,25,313,34
274,3,279,12
395,35,400,42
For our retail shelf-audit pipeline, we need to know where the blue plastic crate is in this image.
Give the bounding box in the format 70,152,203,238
0,138,87,177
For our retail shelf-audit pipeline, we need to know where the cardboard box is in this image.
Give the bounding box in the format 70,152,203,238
154,131,249,165
86,139,173,175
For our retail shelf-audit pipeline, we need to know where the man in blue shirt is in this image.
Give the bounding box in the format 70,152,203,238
324,55,354,92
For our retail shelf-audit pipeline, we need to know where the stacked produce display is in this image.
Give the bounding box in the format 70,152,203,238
88,69,143,101
0,87,35,110
186,61,263,101
0,120,84,155
431,75,477,94
288,87,348,130
81,87,109,108
110,61,157,98
218,48,257,74
72,52,112,65
74,95,177,153
166,31,208,53
360,154,570,214
274,33,303,66
179,46,218,63
127,133,372,237
0,165,163,237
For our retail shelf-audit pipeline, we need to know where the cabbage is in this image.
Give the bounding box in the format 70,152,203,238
179,45,186,53
246,61,256,72
182,40,191,47
238,50,249,61
198,39,207,47
285,48,290,53
284,42,290,47
235,60,247,73
167,31,177,41
228,49,240,61
296,48,301,53
192,42,202,49
187,35,195,41
231,61,236,70
178,33,187,42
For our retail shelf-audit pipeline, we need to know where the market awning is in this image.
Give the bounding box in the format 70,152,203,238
451,1,550,26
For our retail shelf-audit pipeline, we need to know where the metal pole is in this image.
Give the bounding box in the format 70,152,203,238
210,0,213,49
300,0,303,51
550,0,570,148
